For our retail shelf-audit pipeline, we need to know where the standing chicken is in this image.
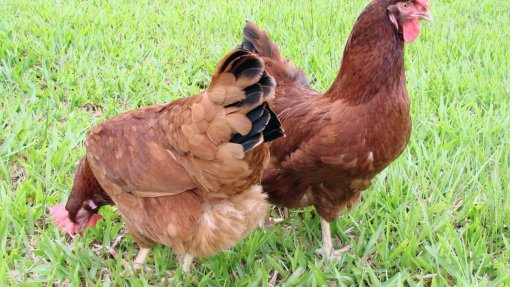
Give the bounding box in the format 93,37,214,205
51,48,284,273
241,0,432,258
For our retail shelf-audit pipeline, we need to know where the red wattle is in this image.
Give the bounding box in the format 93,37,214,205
403,19,421,43
87,213,102,227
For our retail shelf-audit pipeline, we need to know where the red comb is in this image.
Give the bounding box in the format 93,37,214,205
416,0,430,9
50,204,77,234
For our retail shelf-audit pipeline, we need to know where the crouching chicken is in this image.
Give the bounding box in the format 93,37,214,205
51,48,284,273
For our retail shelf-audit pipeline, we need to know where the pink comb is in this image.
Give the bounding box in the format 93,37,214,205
50,204,102,234
50,204,77,234
416,0,430,9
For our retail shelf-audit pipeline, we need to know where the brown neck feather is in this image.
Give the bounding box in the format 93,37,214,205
326,2,406,104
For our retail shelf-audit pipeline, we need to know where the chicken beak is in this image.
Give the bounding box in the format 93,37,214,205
413,11,433,22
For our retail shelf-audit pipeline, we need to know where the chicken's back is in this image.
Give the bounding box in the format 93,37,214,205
86,103,196,198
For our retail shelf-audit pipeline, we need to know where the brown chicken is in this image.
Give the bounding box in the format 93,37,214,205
51,48,284,272
241,0,432,258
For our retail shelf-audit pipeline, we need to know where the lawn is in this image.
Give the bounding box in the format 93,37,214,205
1,0,509,286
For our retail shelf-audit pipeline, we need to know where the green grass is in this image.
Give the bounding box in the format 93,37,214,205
1,0,509,285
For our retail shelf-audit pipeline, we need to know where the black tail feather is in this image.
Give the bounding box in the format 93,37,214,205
262,106,285,142
230,103,283,152
221,48,284,152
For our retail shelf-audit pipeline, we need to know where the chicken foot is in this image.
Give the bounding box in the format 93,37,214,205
315,217,342,260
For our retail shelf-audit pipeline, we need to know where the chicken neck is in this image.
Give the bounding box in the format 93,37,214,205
325,2,406,105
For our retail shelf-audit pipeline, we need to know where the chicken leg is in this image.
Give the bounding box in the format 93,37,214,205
315,217,342,259
181,254,194,273
133,248,151,269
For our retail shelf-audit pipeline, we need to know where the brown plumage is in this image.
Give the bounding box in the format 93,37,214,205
242,0,432,258
52,48,284,272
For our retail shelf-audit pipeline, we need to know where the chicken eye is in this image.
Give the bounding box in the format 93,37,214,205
401,2,410,9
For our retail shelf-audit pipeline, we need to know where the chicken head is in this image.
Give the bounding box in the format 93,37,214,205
388,0,433,43
51,203,102,234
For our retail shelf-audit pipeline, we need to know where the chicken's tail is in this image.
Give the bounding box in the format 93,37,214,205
241,21,308,86
162,48,285,193
205,48,285,152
